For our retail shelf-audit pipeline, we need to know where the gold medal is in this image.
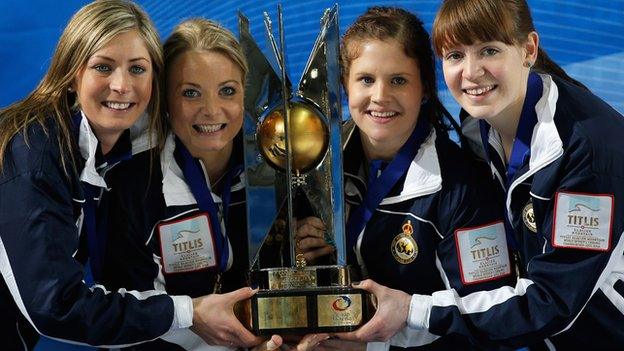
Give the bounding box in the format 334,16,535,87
522,201,537,233
391,220,418,264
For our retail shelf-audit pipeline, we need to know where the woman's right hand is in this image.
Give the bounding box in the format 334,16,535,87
295,216,334,262
190,287,263,348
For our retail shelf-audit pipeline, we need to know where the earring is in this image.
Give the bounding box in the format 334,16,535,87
421,97,429,105
523,61,532,68
67,87,74,93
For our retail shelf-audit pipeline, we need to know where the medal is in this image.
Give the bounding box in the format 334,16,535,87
391,220,418,264
522,201,537,233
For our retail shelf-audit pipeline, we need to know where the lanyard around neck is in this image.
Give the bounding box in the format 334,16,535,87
478,72,543,255
173,137,241,272
345,117,431,261
72,112,132,282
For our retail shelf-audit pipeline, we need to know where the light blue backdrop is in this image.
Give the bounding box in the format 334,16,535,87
0,1,621,350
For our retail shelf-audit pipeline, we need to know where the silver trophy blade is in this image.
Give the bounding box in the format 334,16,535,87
297,4,345,265
238,12,283,117
239,11,288,266
263,10,292,92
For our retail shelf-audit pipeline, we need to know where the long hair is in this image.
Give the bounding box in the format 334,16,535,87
341,6,449,131
432,0,586,89
0,0,164,171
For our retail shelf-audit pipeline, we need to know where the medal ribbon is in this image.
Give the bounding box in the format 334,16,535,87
478,72,542,256
72,113,132,282
345,117,430,262
174,137,241,272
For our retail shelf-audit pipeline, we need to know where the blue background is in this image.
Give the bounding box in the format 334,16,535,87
0,1,621,350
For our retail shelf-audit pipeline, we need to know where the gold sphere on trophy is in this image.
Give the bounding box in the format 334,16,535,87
257,101,329,173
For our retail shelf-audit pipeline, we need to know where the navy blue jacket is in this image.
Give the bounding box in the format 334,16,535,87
344,125,516,350
397,74,624,350
0,115,191,350
102,133,247,351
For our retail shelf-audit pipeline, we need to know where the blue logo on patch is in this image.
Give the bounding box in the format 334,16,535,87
170,219,201,242
468,226,499,248
568,196,600,213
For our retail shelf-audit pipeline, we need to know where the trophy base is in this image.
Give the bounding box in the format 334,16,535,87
235,266,375,335
235,286,375,335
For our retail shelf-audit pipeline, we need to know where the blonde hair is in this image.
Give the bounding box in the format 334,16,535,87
0,0,163,171
164,18,248,105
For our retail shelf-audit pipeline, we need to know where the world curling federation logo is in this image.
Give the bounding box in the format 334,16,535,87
331,296,352,311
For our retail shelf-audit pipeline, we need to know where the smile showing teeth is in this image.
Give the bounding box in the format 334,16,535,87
464,85,495,96
103,101,132,110
194,124,225,133
369,110,398,118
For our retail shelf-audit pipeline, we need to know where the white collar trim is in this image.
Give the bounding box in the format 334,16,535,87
77,111,107,189
380,129,442,205
77,111,155,189
161,133,222,207
504,74,564,221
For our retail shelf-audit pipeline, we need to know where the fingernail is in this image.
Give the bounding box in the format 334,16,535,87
351,281,361,287
266,339,277,350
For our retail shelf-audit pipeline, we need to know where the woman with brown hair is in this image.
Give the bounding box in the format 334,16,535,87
338,0,624,349
0,1,263,349
295,6,515,350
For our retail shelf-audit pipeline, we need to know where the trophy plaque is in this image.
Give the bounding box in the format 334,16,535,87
235,5,374,335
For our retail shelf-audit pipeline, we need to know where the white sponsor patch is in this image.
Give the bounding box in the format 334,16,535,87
552,191,613,251
158,213,216,274
455,221,511,285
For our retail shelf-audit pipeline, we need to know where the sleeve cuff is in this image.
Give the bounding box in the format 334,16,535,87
407,294,432,330
169,295,193,330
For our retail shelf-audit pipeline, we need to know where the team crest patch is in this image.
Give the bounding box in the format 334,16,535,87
522,200,537,233
455,221,511,285
158,213,217,274
552,191,613,251
391,220,418,264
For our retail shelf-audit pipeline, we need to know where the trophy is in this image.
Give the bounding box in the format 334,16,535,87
235,5,374,335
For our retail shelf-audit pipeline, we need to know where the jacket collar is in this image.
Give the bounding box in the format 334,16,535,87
343,125,442,205
462,73,564,183
160,133,245,207
76,111,154,189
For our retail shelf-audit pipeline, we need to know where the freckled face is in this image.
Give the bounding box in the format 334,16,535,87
346,39,424,157
441,40,530,122
167,50,244,158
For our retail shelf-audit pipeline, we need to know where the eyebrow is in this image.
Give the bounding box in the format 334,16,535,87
219,79,241,86
353,71,415,77
175,79,242,90
91,55,150,63
177,82,202,90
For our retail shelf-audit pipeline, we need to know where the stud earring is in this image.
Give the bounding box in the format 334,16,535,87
67,87,75,93
523,61,532,68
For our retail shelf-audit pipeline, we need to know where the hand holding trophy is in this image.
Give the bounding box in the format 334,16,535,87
235,4,375,337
